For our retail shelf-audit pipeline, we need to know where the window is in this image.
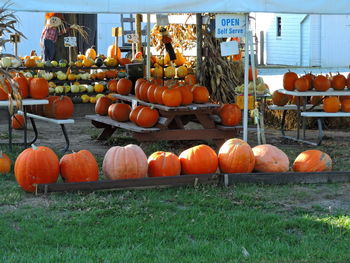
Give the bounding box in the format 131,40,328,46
276,16,282,37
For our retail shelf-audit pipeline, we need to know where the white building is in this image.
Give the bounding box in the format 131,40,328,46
253,13,350,67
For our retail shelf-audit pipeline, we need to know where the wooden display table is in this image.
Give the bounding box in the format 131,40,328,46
86,94,241,146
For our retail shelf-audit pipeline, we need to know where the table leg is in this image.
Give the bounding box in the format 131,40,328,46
23,107,27,149
8,111,12,152
302,97,307,139
296,98,300,140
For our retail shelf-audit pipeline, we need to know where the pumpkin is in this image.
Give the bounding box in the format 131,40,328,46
310,96,323,106
303,72,315,89
340,95,350,102
60,150,99,183
154,85,167,105
139,81,152,102
252,144,289,173
177,86,193,105
179,144,218,175
185,74,197,85
85,46,97,60
313,75,331,91
151,78,163,86
219,104,242,126
323,96,340,113
129,105,145,123
192,86,209,103
218,138,255,173
95,96,113,115
13,76,29,99
29,78,49,99
44,96,74,119
108,103,131,122
105,70,118,79
148,151,181,177
24,58,36,68
107,79,118,92
118,58,132,66
248,66,258,81
102,144,148,180
14,145,60,192
294,77,310,92
162,88,182,107
0,151,11,174
331,73,346,90
96,71,106,80
291,96,306,106
135,106,159,128
135,78,147,99
117,78,132,95
292,149,332,172
341,99,350,112
0,80,11,100
272,90,290,106
107,44,121,60
283,71,298,91
147,84,158,103
11,114,25,130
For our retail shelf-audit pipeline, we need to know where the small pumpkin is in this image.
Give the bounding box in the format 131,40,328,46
310,96,323,106
252,144,289,173
0,80,11,100
95,96,113,115
313,75,331,91
139,81,152,102
323,96,340,113
135,78,147,99
341,99,350,112
294,76,310,92
147,84,158,103
117,78,132,95
14,145,60,192
108,103,131,122
192,86,209,103
218,138,255,173
148,151,181,177
283,71,298,91
118,58,131,66
219,104,242,126
135,106,159,128
11,114,25,130
102,144,148,180
60,150,99,183
292,150,332,172
184,74,197,85
331,73,346,90
0,151,11,174
107,79,118,92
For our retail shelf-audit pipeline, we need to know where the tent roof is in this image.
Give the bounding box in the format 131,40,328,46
4,0,350,14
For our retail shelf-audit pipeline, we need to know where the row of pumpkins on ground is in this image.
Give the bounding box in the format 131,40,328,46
0,139,332,193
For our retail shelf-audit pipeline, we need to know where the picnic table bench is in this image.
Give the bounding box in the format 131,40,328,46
86,94,241,146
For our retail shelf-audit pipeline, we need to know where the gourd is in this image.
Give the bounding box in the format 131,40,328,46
292,149,332,172
85,46,97,60
252,144,289,173
148,151,181,177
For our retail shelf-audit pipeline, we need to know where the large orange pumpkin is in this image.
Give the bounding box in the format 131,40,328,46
95,96,113,115
331,73,346,90
102,144,148,180
272,90,290,106
60,150,99,183
13,76,29,99
313,75,331,91
292,150,332,172
162,88,182,107
341,99,350,112
29,78,49,99
283,71,298,91
11,114,25,130
117,78,132,95
14,145,60,192
0,151,11,174
179,144,218,175
218,104,242,126
108,103,131,122
192,86,209,103
148,151,181,177
107,44,121,60
252,144,289,173
44,96,74,119
218,138,255,173
135,106,159,128
323,96,340,113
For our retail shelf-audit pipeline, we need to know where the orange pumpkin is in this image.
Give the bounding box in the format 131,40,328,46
0,151,11,174
107,44,121,60
129,105,145,123
154,86,167,105
341,99,350,112
60,150,99,183
177,86,193,105
313,75,331,91
252,144,289,173
248,66,258,81
192,86,209,103
136,106,159,128
184,74,197,85
85,46,97,60
29,78,49,99
147,84,158,103
118,58,132,66
105,70,118,79
303,72,315,89
117,78,132,95
331,73,346,90
135,78,147,99
44,96,74,119
219,104,242,126
107,79,118,92
162,88,182,107
108,103,131,122
179,144,218,175
294,77,310,92
218,138,255,173
11,114,25,130
310,96,323,106
272,90,290,106
95,96,113,116
13,76,29,99
323,96,340,113
139,81,152,102
0,80,11,100
283,71,298,91
14,145,60,192
340,95,350,102
292,149,332,172
148,151,181,177
24,58,36,68
102,144,148,180
291,96,306,106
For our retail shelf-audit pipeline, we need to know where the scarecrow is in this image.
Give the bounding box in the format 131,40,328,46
159,26,176,61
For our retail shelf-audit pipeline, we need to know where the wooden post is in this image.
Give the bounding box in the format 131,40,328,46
196,14,203,82
135,14,142,53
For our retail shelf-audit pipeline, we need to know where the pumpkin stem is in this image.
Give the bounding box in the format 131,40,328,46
31,144,38,150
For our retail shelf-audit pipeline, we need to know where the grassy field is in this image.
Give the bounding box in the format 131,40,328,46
1,135,350,263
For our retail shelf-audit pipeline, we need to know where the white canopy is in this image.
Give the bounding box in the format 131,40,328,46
3,0,350,14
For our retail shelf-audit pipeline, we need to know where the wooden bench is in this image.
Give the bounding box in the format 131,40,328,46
18,110,74,152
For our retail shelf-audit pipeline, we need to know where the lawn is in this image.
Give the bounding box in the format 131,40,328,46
0,130,350,263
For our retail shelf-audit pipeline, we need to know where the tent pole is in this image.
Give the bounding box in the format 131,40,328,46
146,14,151,80
243,13,249,142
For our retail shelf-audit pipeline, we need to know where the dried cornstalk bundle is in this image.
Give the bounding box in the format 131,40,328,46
199,28,244,104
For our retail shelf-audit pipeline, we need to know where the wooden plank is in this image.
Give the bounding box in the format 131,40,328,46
36,174,220,193
85,115,160,133
223,171,350,185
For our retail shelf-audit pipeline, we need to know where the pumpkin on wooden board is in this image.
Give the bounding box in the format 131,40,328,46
129,105,145,123
292,149,332,172
135,78,147,99
29,77,49,99
108,103,131,122
313,75,331,91
95,96,113,116
341,99,350,112
283,71,298,91
11,114,25,130
0,151,11,174
138,81,152,102
218,104,242,126
218,138,255,173
147,84,158,103
272,90,290,106
102,144,148,180
323,96,340,113
252,144,289,173
192,86,209,103
14,145,60,192
331,73,346,90
148,151,181,177
117,78,132,95
60,150,99,183
135,106,159,128
154,86,167,105
162,88,182,107
179,144,218,175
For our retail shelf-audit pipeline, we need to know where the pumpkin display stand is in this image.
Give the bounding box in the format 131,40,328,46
35,171,350,194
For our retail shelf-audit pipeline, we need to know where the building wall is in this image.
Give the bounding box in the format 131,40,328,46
309,15,321,66
301,15,310,66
